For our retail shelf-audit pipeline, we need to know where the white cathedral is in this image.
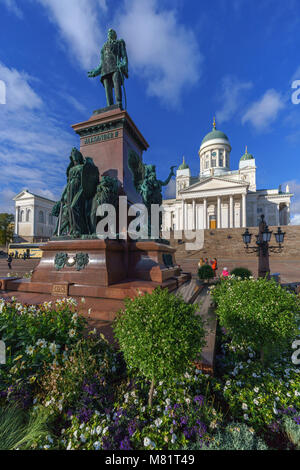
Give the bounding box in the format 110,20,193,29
162,119,293,231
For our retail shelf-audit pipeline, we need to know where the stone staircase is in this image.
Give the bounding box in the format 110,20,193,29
169,225,300,262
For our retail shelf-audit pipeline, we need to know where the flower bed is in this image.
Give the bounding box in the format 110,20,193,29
0,283,299,450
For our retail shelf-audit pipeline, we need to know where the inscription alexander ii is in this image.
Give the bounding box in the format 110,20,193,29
83,131,119,145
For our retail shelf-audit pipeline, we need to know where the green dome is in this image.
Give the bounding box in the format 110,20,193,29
201,119,229,146
178,157,189,170
240,147,254,161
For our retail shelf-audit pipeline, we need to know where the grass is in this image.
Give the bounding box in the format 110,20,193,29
0,405,48,450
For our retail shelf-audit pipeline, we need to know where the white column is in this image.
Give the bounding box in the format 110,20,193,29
229,196,234,228
15,206,19,237
185,202,188,230
192,199,196,230
287,204,290,225
181,200,184,230
276,204,280,226
242,194,247,228
217,196,221,228
203,198,207,229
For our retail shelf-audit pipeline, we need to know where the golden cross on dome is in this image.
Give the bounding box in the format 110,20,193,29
213,116,216,129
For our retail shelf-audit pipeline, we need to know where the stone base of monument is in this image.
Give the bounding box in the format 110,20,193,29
1,239,190,341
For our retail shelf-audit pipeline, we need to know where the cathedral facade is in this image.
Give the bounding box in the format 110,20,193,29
162,120,293,231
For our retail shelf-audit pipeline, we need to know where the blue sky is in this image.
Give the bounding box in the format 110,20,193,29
1,0,300,223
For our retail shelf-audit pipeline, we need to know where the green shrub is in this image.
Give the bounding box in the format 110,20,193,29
282,416,300,449
198,264,214,281
212,277,300,362
113,288,206,407
187,422,267,450
230,267,252,279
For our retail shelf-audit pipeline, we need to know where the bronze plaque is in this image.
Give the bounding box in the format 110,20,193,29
52,284,69,296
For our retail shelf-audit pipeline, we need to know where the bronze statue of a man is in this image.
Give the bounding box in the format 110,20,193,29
88,28,128,109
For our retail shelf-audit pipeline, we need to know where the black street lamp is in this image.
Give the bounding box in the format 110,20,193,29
241,214,285,278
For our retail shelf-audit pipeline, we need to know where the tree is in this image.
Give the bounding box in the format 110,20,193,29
212,277,300,363
0,214,14,246
113,288,206,407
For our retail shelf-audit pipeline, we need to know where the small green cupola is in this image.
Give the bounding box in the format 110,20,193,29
178,156,190,170
240,146,254,161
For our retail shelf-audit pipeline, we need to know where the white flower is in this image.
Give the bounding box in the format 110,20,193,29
242,403,248,410
166,398,171,406
25,345,35,356
244,414,249,420
36,338,47,348
93,441,101,450
171,434,177,444
102,427,109,435
72,313,78,322
253,399,259,405
295,391,300,396
254,387,259,393
80,434,86,443
49,343,59,355
144,437,151,447
154,418,162,427
81,298,86,304
68,329,76,338
96,426,102,435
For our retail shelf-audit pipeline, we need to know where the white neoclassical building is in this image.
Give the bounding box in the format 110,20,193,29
13,190,57,242
162,120,293,231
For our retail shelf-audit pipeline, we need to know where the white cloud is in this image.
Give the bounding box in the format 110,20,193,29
36,0,107,69
116,0,202,107
0,62,77,212
0,62,42,110
0,188,15,214
2,0,23,18
242,89,285,130
283,180,300,225
291,214,300,225
216,76,253,124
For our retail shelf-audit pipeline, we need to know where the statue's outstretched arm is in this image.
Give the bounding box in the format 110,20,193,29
159,166,177,187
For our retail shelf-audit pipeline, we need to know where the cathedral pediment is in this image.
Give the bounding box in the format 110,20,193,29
180,176,248,193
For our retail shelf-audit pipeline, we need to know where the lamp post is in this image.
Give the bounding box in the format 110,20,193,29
242,215,285,278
